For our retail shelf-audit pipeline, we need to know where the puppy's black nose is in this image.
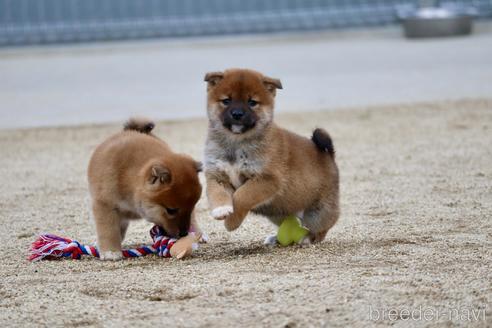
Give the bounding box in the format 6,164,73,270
230,108,245,120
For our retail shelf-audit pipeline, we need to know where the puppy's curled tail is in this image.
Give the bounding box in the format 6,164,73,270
123,117,155,134
312,128,335,157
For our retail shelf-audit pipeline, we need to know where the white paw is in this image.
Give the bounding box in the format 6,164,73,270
298,236,312,247
263,234,278,246
99,251,123,261
211,205,233,220
198,232,209,243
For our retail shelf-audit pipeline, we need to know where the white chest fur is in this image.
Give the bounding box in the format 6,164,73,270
205,144,264,189
217,160,245,189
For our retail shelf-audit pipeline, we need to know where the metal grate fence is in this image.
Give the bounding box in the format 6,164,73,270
1,0,492,46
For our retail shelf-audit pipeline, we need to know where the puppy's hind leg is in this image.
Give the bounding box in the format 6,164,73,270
301,202,339,243
92,201,124,260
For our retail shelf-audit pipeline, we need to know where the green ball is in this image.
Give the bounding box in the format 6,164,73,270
276,215,309,246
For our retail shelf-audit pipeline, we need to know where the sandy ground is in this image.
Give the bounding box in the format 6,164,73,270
0,99,491,327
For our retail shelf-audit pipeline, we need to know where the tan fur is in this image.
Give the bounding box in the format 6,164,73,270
204,69,339,243
88,118,203,260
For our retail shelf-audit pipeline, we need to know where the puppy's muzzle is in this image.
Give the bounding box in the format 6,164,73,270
230,108,245,120
222,104,257,134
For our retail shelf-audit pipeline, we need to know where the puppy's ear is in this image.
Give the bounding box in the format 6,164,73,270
204,71,224,87
194,161,203,173
148,164,172,187
263,76,283,95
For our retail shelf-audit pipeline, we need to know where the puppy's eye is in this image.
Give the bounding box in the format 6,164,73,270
221,98,231,106
165,207,179,216
248,99,258,107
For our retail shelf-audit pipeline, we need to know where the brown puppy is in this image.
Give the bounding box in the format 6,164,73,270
88,118,203,260
204,68,339,244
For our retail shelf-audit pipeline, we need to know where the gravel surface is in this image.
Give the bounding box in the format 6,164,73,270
0,99,491,327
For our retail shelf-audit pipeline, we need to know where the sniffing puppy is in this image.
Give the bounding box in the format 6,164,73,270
204,68,339,244
88,118,203,260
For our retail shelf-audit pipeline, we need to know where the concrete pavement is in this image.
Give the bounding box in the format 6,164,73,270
1,25,491,129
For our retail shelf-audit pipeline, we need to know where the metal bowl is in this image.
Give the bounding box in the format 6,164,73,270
400,7,473,38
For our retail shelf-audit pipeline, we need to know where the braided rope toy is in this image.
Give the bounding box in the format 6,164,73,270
29,225,177,261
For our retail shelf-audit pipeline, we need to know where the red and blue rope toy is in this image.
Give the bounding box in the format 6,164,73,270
29,225,176,261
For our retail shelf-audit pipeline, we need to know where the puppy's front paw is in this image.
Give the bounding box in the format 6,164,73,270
263,234,278,247
198,232,209,243
99,251,123,261
211,205,233,220
224,213,245,231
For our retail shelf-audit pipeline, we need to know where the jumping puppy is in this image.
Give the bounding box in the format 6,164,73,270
204,68,339,244
88,118,203,260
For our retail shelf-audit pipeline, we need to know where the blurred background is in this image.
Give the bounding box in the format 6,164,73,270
1,0,491,128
